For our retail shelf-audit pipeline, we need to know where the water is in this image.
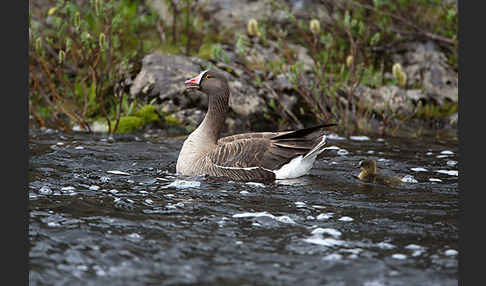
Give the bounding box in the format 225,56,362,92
29,128,459,285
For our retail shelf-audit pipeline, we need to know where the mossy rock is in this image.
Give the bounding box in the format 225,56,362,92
112,116,144,134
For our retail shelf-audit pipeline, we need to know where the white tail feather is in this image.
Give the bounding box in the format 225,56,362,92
303,135,327,159
274,135,329,179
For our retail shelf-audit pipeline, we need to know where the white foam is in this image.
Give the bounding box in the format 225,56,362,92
338,216,354,222
436,170,458,176
311,205,326,209
89,185,100,191
39,186,53,195
311,228,342,238
411,250,424,257
316,213,334,220
391,253,407,260
295,202,306,208
61,186,75,191
444,249,458,256
107,170,131,176
405,244,424,250
239,190,250,195
406,244,426,257
275,216,296,224
401,175,418,183
337,149,349,155
376,242,395,249
303,236,344,247
446,160,458,166
233,212,274,219
350,135,370,141
232,212,295,224
127,233,142,240
429,178,442,182
100,176,111,183
246,182,265,188
440,150,454,155
363,280,385,286
411,167,428,172
322,253,343,260
163,180,201,189
436,155,450,158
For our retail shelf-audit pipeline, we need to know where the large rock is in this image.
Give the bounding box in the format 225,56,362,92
354,85,427,115
392,41,458,105
129,53,207,104
129,53,267,132
147,0,333,36
355,41,458,116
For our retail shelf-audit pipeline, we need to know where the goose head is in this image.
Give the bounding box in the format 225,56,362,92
185,69,229,96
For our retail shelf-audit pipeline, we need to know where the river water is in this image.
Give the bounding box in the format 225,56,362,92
28,128,459,285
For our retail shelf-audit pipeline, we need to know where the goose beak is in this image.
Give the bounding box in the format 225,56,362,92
184,70,208,89
184,76,201,89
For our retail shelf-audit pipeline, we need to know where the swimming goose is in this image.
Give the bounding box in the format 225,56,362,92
176,69,336,182
357,159,403,187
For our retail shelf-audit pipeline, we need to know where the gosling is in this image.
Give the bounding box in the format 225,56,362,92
357,159,403,187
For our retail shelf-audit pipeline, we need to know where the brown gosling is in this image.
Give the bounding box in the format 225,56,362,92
357,159,404,187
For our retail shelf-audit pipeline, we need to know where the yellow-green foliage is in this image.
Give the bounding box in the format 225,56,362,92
112,116,144,133
416,101,458,120
134,104,159,124
163,115,181,125
197,42,214,60
112,104,160,133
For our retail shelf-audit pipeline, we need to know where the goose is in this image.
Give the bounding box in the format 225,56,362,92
357,159,404,187
176,69,336,182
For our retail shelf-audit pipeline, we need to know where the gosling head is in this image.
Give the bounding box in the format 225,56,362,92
358,159,377,175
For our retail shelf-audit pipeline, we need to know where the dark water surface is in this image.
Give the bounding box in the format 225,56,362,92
29,128,459,286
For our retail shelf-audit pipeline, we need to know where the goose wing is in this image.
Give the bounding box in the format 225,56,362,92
211,124,335,170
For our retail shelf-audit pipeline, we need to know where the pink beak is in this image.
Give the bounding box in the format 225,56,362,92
184,70,208,89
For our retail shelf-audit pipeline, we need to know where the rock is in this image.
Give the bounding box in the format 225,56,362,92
392,41,458,105
228,80,265,117
355,85,427,114
129,53,208,103
130,53,268,132
354,41,457,116
147,0,333,36
172,108,205,129
286,43,315,73
448,112,458,127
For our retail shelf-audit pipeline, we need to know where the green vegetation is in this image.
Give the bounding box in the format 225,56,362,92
29,0,457,137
